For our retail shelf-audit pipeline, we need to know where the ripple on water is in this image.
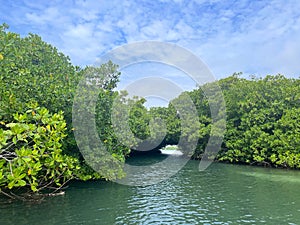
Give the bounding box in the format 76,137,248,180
1,161,300,224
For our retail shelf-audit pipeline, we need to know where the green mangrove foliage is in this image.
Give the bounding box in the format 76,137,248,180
218,74,300,168
0,23,79,152
147,74,300,169
0,25,133,196
0,104,82,198
106,72,300,170
72,61,129,180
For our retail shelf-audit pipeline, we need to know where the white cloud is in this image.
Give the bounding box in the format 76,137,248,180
1,0,300,80
25,7,60,25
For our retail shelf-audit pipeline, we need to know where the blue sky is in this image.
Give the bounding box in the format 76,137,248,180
1,0,300,99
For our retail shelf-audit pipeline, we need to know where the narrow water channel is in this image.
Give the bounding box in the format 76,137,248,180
1,154,299,224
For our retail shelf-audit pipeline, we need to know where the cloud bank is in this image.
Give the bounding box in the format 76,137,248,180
1,0,300,85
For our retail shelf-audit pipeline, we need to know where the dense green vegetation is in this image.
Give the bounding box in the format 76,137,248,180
156,74,300,169
217,74,300,168
1,24,300,199
0,104,81,196
0,24,131,198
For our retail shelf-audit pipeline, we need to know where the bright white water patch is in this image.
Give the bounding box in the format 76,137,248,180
160,145,179,150
160,149,183,156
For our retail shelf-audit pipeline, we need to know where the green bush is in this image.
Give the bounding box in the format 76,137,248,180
0,103,83,197
0,24,132,195
0,23,79,153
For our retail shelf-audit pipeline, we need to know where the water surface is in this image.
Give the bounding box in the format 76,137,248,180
0,155,299,224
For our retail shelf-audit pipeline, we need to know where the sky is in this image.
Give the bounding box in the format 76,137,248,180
1,0,300,105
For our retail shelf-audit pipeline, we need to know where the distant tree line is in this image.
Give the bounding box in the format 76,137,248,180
147,74,300,169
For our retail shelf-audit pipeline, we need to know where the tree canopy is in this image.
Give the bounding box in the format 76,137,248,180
0,24,130,198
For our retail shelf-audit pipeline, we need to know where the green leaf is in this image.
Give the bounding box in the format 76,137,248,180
17,179,26,187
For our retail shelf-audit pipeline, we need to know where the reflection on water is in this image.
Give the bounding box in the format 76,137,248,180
0,156,300,225
240,168,300,183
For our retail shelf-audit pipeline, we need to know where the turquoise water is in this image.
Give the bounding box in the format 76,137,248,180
0,155,299,224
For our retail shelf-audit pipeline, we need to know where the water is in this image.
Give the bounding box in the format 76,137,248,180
0,154,300,225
